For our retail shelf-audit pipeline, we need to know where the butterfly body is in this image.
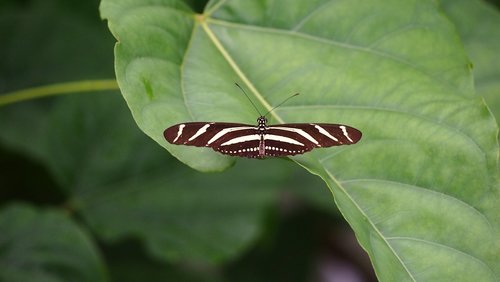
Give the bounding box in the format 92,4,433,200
164,116,362,158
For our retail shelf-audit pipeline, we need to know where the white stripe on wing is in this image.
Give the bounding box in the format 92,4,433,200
264,134,304,146
271,126,319,145
173,124,185,143
339,125,354,142
188,124,211,141
207,126,254,145
313,124,339,142
220,134,260,146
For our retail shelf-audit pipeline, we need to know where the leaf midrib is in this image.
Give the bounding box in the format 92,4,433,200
199,20,282,123
321,168,417,281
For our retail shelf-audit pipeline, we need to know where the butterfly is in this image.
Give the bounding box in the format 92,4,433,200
164,84,362,158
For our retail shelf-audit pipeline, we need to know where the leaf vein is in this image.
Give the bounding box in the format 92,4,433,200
340,178,494,233
386,236,496,279
207,18,468,97
291,0,336,31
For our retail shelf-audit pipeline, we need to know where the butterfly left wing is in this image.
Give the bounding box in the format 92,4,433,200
263,123,362,157
164,122,263,158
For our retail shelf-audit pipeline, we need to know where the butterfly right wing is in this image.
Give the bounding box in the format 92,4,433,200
262,123,362,157
164,122,262,157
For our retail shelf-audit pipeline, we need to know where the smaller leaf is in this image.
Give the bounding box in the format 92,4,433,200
29,92,297,264
79,158,293,263
105,240,221,282
0,0,114,92
0,203,107,282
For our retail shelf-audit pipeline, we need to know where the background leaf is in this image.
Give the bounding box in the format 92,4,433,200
0,0,115,164
11,91,310,264
440,0,500,128
102,0,499,280
0,203,106,282
0,0,114,90
71,93,296,262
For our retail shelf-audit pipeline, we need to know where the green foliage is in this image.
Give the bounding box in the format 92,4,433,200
0,0,499,281
0,204,107,282
441,0,500,128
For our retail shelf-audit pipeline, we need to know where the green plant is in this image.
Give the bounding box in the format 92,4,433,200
1,0,499,281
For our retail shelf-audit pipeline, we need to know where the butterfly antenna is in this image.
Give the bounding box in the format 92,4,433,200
235,82,262,116
263,92,299,117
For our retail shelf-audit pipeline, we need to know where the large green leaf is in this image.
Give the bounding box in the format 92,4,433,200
0,203,106,282
101,0,499,280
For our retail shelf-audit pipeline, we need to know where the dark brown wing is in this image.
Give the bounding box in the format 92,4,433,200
164,122,262,157
264,123,362,157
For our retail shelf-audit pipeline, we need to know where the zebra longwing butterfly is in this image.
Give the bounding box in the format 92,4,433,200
164,84,362,158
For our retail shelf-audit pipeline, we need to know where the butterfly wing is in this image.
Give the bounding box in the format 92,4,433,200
264,123,362,157
164,122,261,157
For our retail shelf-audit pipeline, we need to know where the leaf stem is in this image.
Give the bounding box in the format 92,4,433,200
0,79,119,107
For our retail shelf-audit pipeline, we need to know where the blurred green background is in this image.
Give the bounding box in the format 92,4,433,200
0,0,498,281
